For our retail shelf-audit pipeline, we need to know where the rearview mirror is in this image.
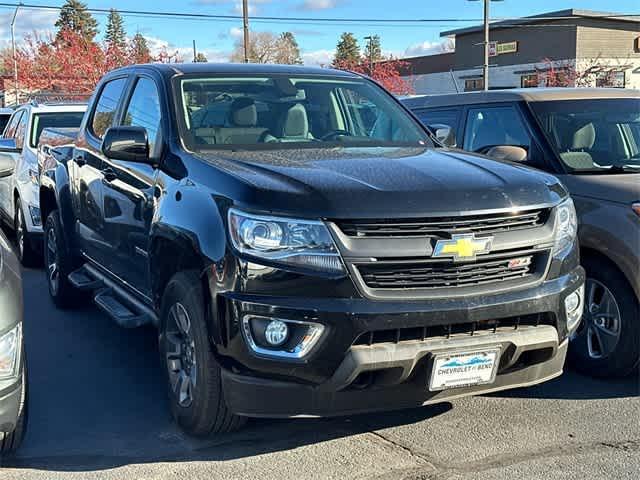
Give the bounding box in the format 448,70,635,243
427,124,456,147
101,126,150,163
485,145,528,163
0,154,16,178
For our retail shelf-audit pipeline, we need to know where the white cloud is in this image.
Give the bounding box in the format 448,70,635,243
229,27,244,39
404,39,455,57
302,49,334,66
299,0,339,11
0,9,58,43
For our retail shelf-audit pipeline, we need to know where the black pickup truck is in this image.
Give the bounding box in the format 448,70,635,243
39,63,585,436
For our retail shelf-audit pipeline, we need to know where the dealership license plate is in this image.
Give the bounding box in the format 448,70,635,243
429,349,500,391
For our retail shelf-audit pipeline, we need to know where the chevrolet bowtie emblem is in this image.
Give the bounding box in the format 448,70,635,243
432,234,494,262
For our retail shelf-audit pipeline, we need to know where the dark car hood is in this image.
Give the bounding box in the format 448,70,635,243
559,173,640,205
196,147,566,218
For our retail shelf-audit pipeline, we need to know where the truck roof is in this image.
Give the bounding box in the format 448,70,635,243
19,102,87,114
113,62,360,79
402,88,640,109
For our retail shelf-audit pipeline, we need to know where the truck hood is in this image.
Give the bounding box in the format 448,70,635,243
196,147,566,218
560,173,640,205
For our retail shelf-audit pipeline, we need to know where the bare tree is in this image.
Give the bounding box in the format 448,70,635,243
230,31,279,64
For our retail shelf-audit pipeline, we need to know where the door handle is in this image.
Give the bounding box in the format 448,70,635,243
102,167,117,182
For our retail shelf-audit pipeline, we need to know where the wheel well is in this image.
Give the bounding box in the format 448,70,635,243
580,246,638,298
150,236,207,306
39,187,58,227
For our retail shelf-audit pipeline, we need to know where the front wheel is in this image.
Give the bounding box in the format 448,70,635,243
159,271,246,436
43,211,80,309
569,257,640,377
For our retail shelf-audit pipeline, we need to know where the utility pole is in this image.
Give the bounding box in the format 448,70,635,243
11,3,21,106
192,40,197,62
364,36,374,76
482,0,490,91
242,0,249,63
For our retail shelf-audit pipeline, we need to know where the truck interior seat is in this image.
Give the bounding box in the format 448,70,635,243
274,103,314,142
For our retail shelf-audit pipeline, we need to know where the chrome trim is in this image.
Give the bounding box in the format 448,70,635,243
242,315,325,360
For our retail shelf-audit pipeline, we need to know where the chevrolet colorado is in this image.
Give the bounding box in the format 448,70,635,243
39,63,585,436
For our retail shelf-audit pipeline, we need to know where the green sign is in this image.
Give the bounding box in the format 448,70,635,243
496,41,518,55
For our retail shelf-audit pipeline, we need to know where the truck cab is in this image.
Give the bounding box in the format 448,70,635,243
40,64,584,436
0,102,86,265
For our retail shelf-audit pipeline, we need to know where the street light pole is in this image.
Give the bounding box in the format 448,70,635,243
364,36,374,76
11,3,21,106
242,0,249,63
482,0,489,91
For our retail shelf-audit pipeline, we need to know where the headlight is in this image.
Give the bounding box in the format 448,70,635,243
228,209,345,275
0,324,21,380
553,198,577,255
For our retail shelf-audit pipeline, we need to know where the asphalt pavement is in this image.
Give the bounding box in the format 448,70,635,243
2,265,639,479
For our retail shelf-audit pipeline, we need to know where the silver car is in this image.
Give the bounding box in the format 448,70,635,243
0,156,27,455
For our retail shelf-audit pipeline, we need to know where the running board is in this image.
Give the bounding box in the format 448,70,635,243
68,268,104,291
94,289,150,329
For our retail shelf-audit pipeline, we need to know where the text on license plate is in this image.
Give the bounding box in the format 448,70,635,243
429,348,500,391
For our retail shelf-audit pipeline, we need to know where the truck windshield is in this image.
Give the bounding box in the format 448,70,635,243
530,98,640,174
30,111,85,148
176,74,431,150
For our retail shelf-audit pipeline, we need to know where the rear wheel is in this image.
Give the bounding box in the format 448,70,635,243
14,198,41,268
159,270,246,436
569,256,640,377
44,210,80,309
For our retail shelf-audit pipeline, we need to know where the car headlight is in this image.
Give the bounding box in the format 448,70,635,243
0,324,21,380
228,208,345,275
553,198,577,255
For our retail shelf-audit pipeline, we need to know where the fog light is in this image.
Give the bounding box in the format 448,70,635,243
565,284,585,333
264,320,289,346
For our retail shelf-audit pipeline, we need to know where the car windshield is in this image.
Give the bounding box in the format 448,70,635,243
175,74,431,150
30,111,85,148
530,98,640,174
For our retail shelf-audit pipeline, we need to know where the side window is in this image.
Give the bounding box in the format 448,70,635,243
3,110,24,139
340,88,378,136
14,110,29,149
414,108,460,130
464,105,531,152
121,77,161,152
91,77,127,139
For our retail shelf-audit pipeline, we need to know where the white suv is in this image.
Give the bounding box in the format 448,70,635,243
0,102,86,265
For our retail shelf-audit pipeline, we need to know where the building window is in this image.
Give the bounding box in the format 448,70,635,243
521,74,539,88
595,71,625,88
464,78,484,92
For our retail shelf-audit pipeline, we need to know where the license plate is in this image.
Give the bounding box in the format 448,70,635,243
429,348,500,391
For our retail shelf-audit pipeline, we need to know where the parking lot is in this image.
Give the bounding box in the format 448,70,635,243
0,264,636,479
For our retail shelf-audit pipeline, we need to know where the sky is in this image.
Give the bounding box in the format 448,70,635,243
0,0,638,65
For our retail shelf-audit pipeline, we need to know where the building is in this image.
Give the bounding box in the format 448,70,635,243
400,9,640,94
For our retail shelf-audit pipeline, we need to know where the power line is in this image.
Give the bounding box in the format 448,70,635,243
0,2,638,25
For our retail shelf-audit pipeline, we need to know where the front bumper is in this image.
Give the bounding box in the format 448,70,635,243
0,381,22,434
218,266,584,417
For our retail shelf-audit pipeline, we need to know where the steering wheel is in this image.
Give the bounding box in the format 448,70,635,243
320,130,352,141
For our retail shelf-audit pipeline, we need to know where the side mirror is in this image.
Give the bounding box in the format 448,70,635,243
427,123,456,147
0,154,16,178
101,126,150,163
485,145,528,163
0,138,19,153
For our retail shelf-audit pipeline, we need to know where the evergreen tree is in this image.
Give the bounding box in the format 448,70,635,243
364,35,383,63
333,32,360,67
130,33,152,64
194,52,208,63
55,0,99,43
105,9,127,50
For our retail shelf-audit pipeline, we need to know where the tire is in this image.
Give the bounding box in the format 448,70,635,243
0,358,28,457
159,270,246,436
569,256,640,377
44,210,80,309
14,198,42,268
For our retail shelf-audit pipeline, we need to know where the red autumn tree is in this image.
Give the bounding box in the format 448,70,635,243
536,57,625,88
333,57,414,95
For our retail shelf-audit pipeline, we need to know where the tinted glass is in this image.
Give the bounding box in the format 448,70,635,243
464,106,531,152
30,112,85,148
14,110,28,149
0,114,12,135
91,77,127,139
414,108,460,130
530,98,640,173
122,77,161,152
3,110,24,139
177,75,430,149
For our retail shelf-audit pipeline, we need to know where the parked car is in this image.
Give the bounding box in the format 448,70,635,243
403,88,640,377
0,158,27,455
0,108,14,136
40,64,584,436
0,101,86,266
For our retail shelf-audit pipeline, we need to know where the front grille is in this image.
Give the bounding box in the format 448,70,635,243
353,313,555,346
357,249,543,290
337,209,549,238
